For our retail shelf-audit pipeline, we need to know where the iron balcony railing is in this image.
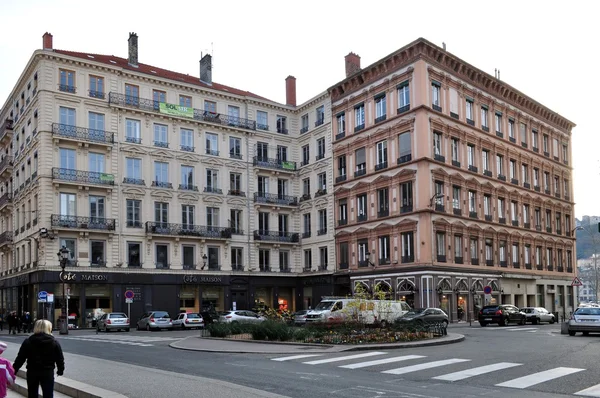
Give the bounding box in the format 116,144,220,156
0,193,11,209
145,221,232,239
52,123,114,144
51,214,116,231
253,192,298,206
151,181,173,189
0,156,13,174
252,156,297,172
52,168,115,186
123,178,145,186
179,184,199,192
108,92,257,130
0,231,13,246
0,119,13,140
253,230,300,243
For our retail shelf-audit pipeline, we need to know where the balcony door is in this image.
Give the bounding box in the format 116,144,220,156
208,246,219,270
89,196,105,225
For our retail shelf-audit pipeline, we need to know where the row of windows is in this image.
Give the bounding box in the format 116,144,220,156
429,80,569,165
433,133,570,199
337,232,415,268
301,137,327,165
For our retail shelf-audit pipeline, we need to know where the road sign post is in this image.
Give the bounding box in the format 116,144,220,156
124,290,135,319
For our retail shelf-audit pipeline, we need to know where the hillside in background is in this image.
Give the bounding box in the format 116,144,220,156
576,217,600,259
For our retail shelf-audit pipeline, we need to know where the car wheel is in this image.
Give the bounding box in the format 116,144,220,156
104,326,109,333
568,330,576,336
479,322,487,327
181,324,186,330
499,318,507,326
532,317,538,325
146,324,151,332
519,317,526,325
550,318,555,324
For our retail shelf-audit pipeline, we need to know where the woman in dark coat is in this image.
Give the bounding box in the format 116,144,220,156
13,319,65,398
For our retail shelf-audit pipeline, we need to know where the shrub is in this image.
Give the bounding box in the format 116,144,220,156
293,327,311,342
207,323,230,338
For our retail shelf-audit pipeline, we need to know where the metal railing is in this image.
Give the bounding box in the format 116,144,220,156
253,192,298,206
252,156,296,172
51,214,116,230
253,230,300,243
52,123,114,144
145,221,232,239
52,168,115,186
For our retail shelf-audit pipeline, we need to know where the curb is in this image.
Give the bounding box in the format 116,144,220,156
11,369,127,398
169,333,465,353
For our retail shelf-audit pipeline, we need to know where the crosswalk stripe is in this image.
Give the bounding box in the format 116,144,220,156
340,355,426,369
433,362,522,381
60,336,153,346
575,382,600,396
495,367,584,389
272,354,323,362
382,358,470,375
508,328,537,332
303,352,386,365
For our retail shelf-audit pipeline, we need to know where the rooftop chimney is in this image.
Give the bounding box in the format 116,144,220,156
42,32,53,50
200,53,212,85
285,76,296,107
128,32,138,67
345,52,361,78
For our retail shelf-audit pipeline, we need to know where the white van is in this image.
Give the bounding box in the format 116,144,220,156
305,297,411,326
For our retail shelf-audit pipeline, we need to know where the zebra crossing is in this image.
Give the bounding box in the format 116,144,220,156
56,333,182,347
481,326,540,333
270,352,600,396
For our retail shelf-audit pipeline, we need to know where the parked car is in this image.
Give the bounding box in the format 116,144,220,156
568,306,600,336
478,305,526,327
172,313,204,329
398,308,449,326
520,307,556,324
200,310,219,324
293,310,309,326
96,312,130,332
219,310,265,323
136,311,173,331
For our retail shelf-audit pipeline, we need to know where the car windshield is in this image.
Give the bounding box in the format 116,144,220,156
109,313,127,318
153,312,170,318
521,308,533,313
314,301,335,310
576,308,600,316
187,314,201,319
405,308,426,316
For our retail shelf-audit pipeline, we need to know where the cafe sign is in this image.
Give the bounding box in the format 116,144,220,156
59,272,109,282
183,275,223,284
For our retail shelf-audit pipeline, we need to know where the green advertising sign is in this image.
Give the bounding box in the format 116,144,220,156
282,161,295,170
100,173,114,182
159,102,194,118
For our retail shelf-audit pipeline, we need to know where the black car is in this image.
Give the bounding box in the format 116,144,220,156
479,304,526,327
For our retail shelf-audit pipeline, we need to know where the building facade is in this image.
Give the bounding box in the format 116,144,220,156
0,33,336,326
331,39,577,322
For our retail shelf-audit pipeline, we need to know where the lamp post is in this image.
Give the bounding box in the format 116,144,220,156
57,246,69,335
201,253,208,270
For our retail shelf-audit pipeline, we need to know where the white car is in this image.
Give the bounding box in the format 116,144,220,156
172,313,205,329
520,307,555,324
219,310,265,323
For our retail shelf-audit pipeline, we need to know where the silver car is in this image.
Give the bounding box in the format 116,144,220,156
96,312,130,332
293,310,309,326
136,311,173,331
219,310,265,323
568,307,600,336
520,307,556,324
172,312,205,329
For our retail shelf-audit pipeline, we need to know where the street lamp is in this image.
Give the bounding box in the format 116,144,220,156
201,253,208,270
364,251,375,267
429,193,444,208
57,246,69,335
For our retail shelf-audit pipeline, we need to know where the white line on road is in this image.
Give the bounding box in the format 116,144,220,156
508,328,538,332
339,355,425,369
495,367,585,389
575,382,600,396
381,358,470,375
433,362,522,381
271,354,323,362
303,352,386,365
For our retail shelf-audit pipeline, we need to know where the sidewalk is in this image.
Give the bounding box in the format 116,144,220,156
170,332,465,354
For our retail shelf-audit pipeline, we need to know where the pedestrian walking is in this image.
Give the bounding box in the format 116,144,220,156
0,342,16,398
0,313,4,332
13,320,65,398
6,313,16,335
21,312,32,334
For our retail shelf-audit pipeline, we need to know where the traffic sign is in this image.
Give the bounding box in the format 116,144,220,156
124,290,135,300
571,277,583,287
125,298,133,304
47,294,54,303
37,291,48,303
483,285,493,295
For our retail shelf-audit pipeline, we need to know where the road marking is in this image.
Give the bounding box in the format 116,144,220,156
381,358,470,375
575,382,600,396
495,367,584,388
433,362,522,381
58,336,153,346
508,328,538,332
272,354,323,362
339,355,426,369
303,352,386,365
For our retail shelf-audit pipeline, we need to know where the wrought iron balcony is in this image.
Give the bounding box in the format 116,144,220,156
378,209,389,218
336,131,345,140
434,154,445,163
151,181,173,189
52,168,115,186
51,214,116,231
314,189,327,198
126,136,141,144
276,127,288,134
316,154,325,161
302,231,311,239
206,149,219,156
0,231,12,246
397,154,412,165
375,161,388,171
300,126,309,134
401,205,413,213
108,92,257,130
471,258,479,265
230,152,243,160
257,124,269,131
315,118,325,127
52,123,114,144
253,230,299,243
398,104,410,114
338,219,348,226
339,262,349,270
145,221,232,239
203,186,223,194
335,175,347,183
154,141,169,148
357,214,368,222
299,193,311,202
180,145,194,152
253,192,297,206
252,156,296,172
228,189,246,197
183,264,197,270
58,84,76,93
455,256,463,264
0,193,11,209
179,184,199,191
0,156,13,175
88,90,105,99
318,264,328,271
317,228,327,236
354,124,365,133
123,178,145,186
354,169,366,178
0,119,13,143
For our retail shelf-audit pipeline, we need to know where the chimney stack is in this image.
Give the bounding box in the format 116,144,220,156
200,53,212,85
42,32,53,50
345,52,361,78
128,32,138,67
285,76,296,107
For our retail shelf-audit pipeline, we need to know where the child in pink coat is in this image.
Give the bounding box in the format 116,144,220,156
0,342,15,398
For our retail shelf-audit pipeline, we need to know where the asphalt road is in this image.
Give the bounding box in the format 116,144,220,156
2,323,600,398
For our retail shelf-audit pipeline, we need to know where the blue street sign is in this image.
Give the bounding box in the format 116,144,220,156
38,291,48,302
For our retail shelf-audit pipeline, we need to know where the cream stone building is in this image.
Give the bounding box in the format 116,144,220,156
0,33,335,325
331,39,576,322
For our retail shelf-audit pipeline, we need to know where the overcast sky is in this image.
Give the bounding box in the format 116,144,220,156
0,0,596,218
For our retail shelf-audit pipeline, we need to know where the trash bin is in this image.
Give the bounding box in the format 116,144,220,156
58,315,69,335
561,321,569,335
552,311,559,322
